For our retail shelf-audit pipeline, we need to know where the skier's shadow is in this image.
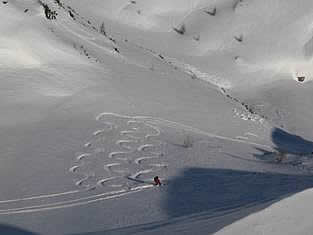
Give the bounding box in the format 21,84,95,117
126,176,155,185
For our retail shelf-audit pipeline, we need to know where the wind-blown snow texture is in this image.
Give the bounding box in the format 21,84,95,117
1,0,313,234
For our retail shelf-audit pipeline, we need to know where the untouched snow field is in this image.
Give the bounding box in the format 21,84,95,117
1,0,313,234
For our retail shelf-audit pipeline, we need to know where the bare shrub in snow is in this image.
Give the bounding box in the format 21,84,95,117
234,34,243,42
193,35,200,41
233,0,243,10
100,22,107,36
204,7,216,16
191,73,197,79
173,24,186,35
182,135,193,148
69,10,74,19
38,0,57,20
54,0,63,8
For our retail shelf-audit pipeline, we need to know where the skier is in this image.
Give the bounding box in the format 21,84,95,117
154,176,162,186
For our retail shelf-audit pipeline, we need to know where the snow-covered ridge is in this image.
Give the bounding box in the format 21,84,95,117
61,0,313,84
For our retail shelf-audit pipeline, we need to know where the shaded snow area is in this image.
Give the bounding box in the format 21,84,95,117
1,0,313,234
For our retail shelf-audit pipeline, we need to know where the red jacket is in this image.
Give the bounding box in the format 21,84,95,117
154,176,161,185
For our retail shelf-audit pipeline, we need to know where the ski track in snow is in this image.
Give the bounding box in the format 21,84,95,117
0,114,164,214
2,112,308,215
0,186,154,215
70,112,276,194
245,132,258,137
71,112,166,191
56,17,123,59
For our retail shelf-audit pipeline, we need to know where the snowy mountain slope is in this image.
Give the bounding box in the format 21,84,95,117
62,0,313,81
1,0,313,234
60,0,313,137
0,0,86,67
216,188,313,235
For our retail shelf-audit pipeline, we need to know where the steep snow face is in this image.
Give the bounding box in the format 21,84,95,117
58,0,313,137
61,0,208,31
0,0,86,68
0,1,41,67
0,0,111,126
62,0,313,86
